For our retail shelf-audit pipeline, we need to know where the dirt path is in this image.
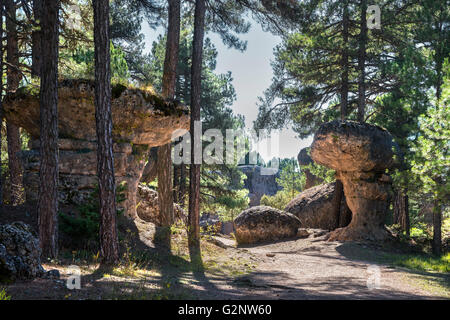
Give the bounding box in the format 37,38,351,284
193,234,449,300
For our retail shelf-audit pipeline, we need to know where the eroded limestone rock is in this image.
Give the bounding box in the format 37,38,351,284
233,206,301,244
238,165,281,206
4,79,190,146
310,121,396,241
5,80,190,218
284,182,351,230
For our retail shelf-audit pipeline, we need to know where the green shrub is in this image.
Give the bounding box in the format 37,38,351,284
0,288,11,300
260,189,297,210
59,182,126,244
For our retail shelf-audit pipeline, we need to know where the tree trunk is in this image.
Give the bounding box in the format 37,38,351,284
93,0,119,265
432,201,442,256
188,0,206,257
357,0,367,123
393,189,409,236
32,0,42,78
156,0,181,246
141,147,158,183
179,163,186,204
0,0,4,205
38,0,59,259
340,0,349,121
5,0,22,205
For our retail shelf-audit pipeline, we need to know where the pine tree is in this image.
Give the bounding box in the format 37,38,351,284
93,0,119,265
38,0,60,259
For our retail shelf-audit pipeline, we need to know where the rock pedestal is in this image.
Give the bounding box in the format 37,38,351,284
4,80,190,218
311,121,397,241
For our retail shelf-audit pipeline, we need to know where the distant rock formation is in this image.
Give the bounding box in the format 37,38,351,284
297,147,323,189
285,182,351,230
311,121,397,241
238,165,281,206
233,206,301,244
4,80,189,218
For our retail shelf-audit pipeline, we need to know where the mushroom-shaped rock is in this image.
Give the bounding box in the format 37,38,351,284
310,121,396,172
0,222,45,282
233,206,301,244
7,80,190,218
136,184,186,225
284,182,351,230
297,147,323,189
310,121,396,241
3,79,189,146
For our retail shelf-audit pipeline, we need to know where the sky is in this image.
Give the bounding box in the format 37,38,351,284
141,18,312,162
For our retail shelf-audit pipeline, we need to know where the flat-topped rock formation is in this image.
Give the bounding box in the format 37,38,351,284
4,79,189,146
311,121,397,241
4,80,190,218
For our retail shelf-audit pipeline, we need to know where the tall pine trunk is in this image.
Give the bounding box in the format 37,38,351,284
156,0,181,246
188,0,206,258
32,0,42,78
432,202,442,256
5,0,22,205
0,1,4,205
357,0,367,123
38,0,59,259
333,0,350,230
93,0,119,265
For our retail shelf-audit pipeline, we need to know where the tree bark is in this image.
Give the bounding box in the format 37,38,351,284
432,201,442,256
393,189,409,236
357,0,367,123
141,147,158,183
0,1,4,205
188,0,206,257
38,0,59,259
93,0,119,265
156,0,181,246
340,0,349,121
5,0,22,205
32,0,42,78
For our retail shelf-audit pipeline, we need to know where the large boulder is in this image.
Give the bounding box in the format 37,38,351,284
136,184,186,225
238,165,281,206
284,182,351,230
0,222,44,283
310,121,396,172
3,79,190,146
310,121,396,241
233,206,301,244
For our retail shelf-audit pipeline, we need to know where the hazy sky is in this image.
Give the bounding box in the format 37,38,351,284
141,18,312,161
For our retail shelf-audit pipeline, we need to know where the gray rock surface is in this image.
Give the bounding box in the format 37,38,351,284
0,222,44,282
233,206,301,244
